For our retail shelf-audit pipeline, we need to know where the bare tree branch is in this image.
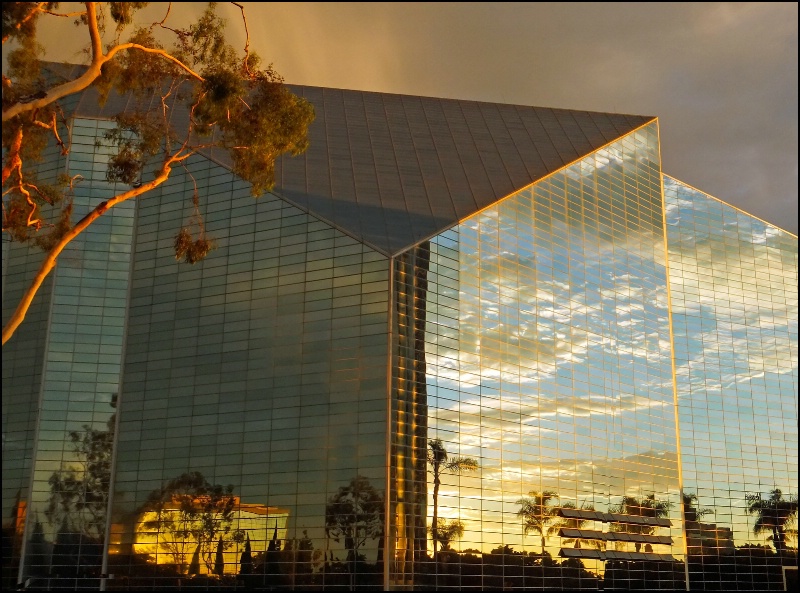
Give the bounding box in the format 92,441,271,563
2,2,314,345
230,2,252,74
41,9,88,18
86,1,103,64
154,2,173,28
31,111,69,155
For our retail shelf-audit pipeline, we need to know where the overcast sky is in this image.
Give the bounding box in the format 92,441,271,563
31,2,799,234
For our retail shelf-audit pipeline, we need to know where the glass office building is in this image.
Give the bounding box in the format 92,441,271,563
2,85,797,591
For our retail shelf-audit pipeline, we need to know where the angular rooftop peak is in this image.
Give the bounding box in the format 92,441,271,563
269,86,655,255
52,60,654,256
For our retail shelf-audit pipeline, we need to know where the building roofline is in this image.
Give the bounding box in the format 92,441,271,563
394,117,660,256
663,174,798,239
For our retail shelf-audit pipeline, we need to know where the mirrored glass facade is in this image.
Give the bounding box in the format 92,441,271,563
3,118,134,587
4,123,391,590
665,176,798,589
390,122,686,589
105,152,390,590
3,91,797,592
2,119,72,589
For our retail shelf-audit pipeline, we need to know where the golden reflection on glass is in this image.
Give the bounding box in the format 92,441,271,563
101,151,390,589
392,122,687,588
130,498,289,575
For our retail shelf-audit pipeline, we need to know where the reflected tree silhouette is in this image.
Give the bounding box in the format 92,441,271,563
682,492,713,523
141,471,244,574
515,491,567,554
746,489,798,555
46,410,115,543
427,439,478,557
609,494,672,552
429,519,464,552
213,537,225,576
26,518,49,577
683,491,721,558
42,406,116,579
324,475,384,586
239,533,253,575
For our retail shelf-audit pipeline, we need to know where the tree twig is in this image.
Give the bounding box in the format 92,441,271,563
155,2,173,27
230,2,252,75
31,112,68,155
41,9,88,18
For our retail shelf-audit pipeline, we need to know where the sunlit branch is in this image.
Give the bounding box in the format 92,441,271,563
32,111,69,155
1,149,195,345
154,2,173,27
3,4,204,123
230,2,252,75
2,127,23,186
104,44,204,79
41,9,88,18
86,1,103,63
1,2,47,44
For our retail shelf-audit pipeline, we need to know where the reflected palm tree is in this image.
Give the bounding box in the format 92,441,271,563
682,492,713,523
429,519,464,552
516,491,564,554
427,439,478,557
610,494,671,552
746,489,798,555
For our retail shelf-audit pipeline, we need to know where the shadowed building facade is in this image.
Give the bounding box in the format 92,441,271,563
2,82,797,590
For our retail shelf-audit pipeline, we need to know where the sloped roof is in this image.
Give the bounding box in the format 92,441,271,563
56,63,654,256
268,87,654,256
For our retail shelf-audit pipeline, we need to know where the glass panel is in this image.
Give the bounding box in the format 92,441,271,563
391,122,687,589
4,118,135,587
665,175,798,589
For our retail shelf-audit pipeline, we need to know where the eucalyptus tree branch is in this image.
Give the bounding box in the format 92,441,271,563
3,3,204,123
2,149,195,345
1,2,47,44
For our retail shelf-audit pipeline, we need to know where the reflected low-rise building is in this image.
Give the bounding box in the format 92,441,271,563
128,496,289,576
2,78,797,591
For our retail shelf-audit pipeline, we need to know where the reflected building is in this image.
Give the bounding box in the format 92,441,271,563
2,78,797,590
127,497,289,576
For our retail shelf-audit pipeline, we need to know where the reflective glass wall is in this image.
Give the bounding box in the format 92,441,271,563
106,154,390,589
390,122,686,589
3,118,135,589
2,118,73,591
665,176,798,590
5,110,797,593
